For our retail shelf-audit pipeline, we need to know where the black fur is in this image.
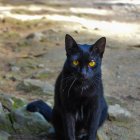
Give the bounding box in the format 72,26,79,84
27,100,52,122
27,34,108,140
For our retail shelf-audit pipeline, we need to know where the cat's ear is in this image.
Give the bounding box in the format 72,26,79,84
91,37,106,58
65,34,78,55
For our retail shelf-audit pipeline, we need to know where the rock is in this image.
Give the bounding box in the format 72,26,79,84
32,69,50,79
25,32,45,42
11,66,20,72
11,106,53,135
105,96,122,105
2,73,21,81
37,64,45,68
0,131,11,140
0,113,13,133
11,96,27,109
108,104,132,122
0,93,14,111
40,68,54,73
0,94,27,133
0,93,27,110
31,68,54,79
21,79,54,95
0,103,13,132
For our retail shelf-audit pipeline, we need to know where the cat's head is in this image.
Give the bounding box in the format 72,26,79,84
64,34,106,87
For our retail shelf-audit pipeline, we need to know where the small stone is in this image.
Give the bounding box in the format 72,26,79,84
25,32,45,42
74,30,78,34
11,66,20,72
40,68,54,73
108,104,132,122
94,27,99,30
32,68,54,79
22,79,54,95
2,74,21,81
116,71,121,78
37,64,45,68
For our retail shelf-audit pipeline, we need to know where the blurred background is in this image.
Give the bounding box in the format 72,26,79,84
0,0,139,140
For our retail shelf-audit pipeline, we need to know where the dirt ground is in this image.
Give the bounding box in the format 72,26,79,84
0,0,140,140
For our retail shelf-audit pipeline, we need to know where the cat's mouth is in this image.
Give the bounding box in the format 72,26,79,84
76,78,90,88
78,76,89,82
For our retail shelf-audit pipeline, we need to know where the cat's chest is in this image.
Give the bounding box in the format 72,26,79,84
74,100,92,122
75,105,84,121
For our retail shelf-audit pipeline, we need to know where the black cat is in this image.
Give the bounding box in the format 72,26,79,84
27,34,108,140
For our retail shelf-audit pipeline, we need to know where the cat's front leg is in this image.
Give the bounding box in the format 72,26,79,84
88,107,102,140
63,112,76,140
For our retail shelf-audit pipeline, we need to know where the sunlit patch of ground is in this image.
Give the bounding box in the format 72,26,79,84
0,3,140,47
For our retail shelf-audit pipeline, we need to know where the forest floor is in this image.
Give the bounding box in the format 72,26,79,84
0,0,140,140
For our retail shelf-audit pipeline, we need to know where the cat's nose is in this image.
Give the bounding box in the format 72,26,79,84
81,73,88,80
80,68,88,80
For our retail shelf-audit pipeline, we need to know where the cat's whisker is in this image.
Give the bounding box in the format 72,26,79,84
90,76,101,88
63,77,73,83
68,78,77,97
61,75,74,81
62,77,74,92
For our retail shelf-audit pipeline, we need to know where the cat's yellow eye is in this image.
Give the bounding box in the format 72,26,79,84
72,60,79,66
89,61,96,67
